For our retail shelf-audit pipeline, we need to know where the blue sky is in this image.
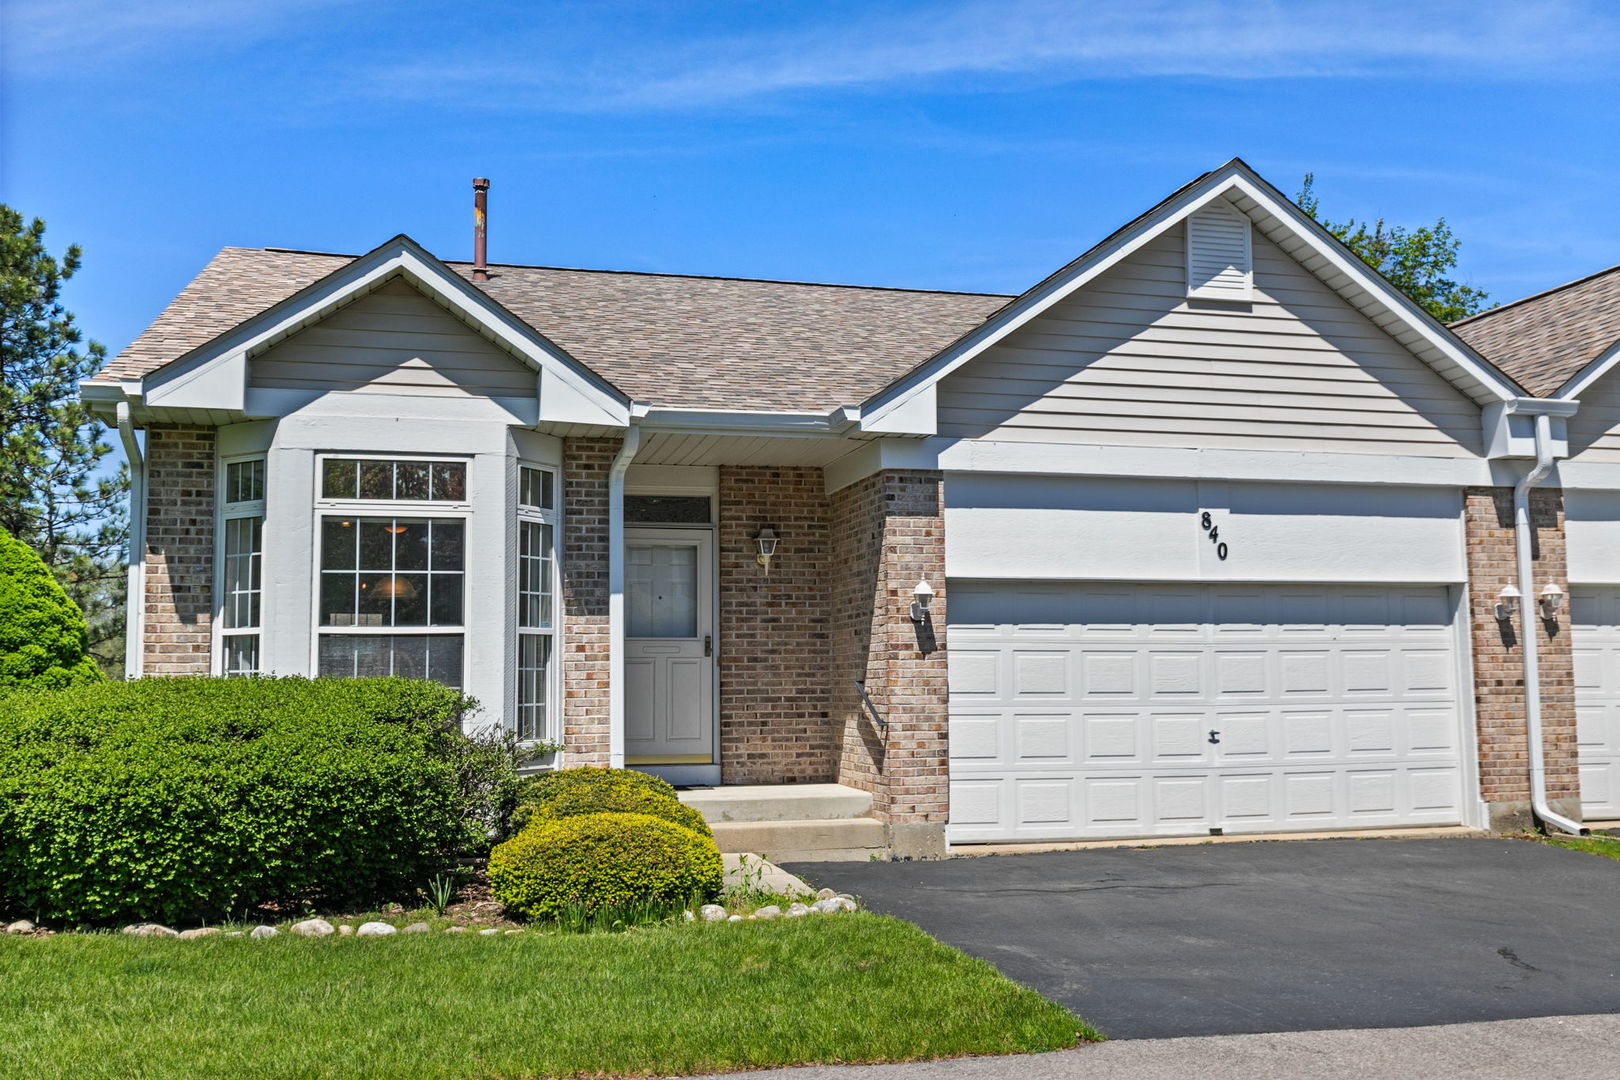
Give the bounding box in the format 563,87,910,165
3,0,1618,363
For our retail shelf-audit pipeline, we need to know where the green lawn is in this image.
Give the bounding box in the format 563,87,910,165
0,915,1096,1079
1539,831,1620,862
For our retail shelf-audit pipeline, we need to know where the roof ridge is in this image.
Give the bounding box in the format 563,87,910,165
1450,262,1620,328
258,246,1014,299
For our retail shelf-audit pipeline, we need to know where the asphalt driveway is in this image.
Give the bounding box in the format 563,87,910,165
786,838,1620,1040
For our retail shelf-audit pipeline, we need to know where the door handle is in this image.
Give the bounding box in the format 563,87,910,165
704,635,712,658
1208,730,1221,744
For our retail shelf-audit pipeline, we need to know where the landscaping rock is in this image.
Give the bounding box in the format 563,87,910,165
5,920,36,934
290,918,335,938
250,925,278,939
179,927,221,940
356,921,396,937
786,902,811,918
810,898,844,915
727,915,744,922
753,905,782,920
816,888,837,901
444,926,469,933
479,928,500,936
224,931,244,938
338,925,354,936
123,923,179,938
698,904,728,922
402,922,431,934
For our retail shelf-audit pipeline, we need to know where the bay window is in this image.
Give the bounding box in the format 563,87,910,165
516,464,557,742
219,458,264,675
315,456,468,688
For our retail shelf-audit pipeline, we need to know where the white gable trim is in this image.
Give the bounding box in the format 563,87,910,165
138,235,629,427
1555,339,1620,400
860,160,1523,434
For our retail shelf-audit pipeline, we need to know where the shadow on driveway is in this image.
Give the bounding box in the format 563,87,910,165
786,838,1620,1039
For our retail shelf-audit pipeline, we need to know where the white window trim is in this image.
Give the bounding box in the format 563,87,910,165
213,453,266,676
516,461,562,746
309,453,474,687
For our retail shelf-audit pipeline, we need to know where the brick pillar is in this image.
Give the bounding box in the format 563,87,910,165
1464,486,1582,831
560,437,617,766
717,466,835,784
141,424,216,675
830,469,949,857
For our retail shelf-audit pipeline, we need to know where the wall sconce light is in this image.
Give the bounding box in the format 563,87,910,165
1538,582,1565,620
909,578,935,623
1494,584,1521,622
755,527,778,575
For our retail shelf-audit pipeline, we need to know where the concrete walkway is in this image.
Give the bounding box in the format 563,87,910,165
704,1014,1620,1080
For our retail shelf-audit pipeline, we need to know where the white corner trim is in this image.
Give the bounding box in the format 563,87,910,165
137,237,630,425
859,160,1522,428
1555,340,1620,400
607,424,642,770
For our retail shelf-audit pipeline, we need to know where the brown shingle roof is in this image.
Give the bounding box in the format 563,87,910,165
1450,264,1620,396
94,246,1014,412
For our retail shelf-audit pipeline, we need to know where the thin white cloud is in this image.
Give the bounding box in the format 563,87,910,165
355,0,1619,112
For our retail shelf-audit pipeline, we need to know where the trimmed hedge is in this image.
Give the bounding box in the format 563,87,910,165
0,676,515,925
518,782,713,838
488,812,723,920
509,766,682,834
0,526,101,690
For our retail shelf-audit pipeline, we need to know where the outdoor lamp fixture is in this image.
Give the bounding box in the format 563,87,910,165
755,526,778,575
1494,584,1522,622
909,578,935,623
1538,582,1566,620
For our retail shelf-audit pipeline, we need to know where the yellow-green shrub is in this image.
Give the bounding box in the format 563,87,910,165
508,765,685,835
513,781,712,837
488,812,722,919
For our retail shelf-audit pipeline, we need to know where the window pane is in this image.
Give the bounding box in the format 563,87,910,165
520,467,554,510
516,634,551,741
226,459,264,504
222,515,262,630
321,516,463,629
519,521,552,629
358,521,394,570
626,544,697,638
321,519,357,570
625,494,709,524
322,459,357,500
392,520,429,570
321,573,355,626
395,461,430,501
357,574,391,624
431,462,466,501
360,460,394,500
429,521,465,571
318,634,463,689
224,635,259,677
390,574,428,625
430,574,463,626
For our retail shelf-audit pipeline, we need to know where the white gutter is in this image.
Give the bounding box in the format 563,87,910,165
1514,412,1586,837
116,402,146,679
606,423,642,769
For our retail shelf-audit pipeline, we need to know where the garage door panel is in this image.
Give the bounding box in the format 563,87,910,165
949,582,1464,842
1571,586,1620,819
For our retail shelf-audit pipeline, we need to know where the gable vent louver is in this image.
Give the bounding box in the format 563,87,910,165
1186,202,1252,301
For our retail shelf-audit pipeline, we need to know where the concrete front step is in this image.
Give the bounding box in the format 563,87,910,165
679,783,873,823
709,818,887,864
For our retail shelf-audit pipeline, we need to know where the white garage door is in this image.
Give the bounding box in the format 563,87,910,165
948,583,1465,843
1572,587,1620,821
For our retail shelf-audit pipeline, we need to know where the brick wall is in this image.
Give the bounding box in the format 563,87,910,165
1463,486,1582,829
829,470,950,855
560,437,616,766
141,424,216,675
716,467,835,784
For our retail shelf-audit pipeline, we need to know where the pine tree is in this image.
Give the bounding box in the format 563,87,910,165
1296,175,1491,324
0,207,128,673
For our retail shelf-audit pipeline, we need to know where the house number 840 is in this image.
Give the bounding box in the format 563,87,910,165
1200,511,1229,561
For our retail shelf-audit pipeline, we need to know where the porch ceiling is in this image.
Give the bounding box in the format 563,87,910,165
634,430,864,467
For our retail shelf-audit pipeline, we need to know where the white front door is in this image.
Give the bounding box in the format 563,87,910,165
1572,586,1620,820
625,529,715,765
947,583,1465,843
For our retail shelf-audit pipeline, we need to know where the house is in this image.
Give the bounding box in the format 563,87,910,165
81,159,1620,859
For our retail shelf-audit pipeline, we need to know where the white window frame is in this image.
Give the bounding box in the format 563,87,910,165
515,462,561,746
310,453,473,688
214,454,266,676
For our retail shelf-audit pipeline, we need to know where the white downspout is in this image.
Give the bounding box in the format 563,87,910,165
116,402,146,679
1514,411,1586,837
607,423,641,769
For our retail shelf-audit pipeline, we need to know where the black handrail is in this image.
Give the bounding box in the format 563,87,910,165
854,680,888,730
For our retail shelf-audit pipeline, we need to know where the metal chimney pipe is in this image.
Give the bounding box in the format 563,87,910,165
472,177,490,282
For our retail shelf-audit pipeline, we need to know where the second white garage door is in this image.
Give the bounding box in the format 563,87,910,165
948,583,1465,843
1572,586,1620,821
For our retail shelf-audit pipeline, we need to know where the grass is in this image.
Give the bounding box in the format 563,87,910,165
0,914,1096,1079
1535,831,1620,862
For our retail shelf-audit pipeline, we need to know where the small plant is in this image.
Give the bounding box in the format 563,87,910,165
548,897,695,934
426,873,458,915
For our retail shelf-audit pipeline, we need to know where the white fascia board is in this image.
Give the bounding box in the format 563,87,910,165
638,405,857,439
860,162,1521,427
1555,459,1620,490
1555,340,1620,399
135,237,629,426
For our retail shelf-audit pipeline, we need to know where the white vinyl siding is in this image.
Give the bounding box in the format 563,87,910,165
937,223,1483,456
1567,367,1620,461
1186,202,1252,301
250,278,534,398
